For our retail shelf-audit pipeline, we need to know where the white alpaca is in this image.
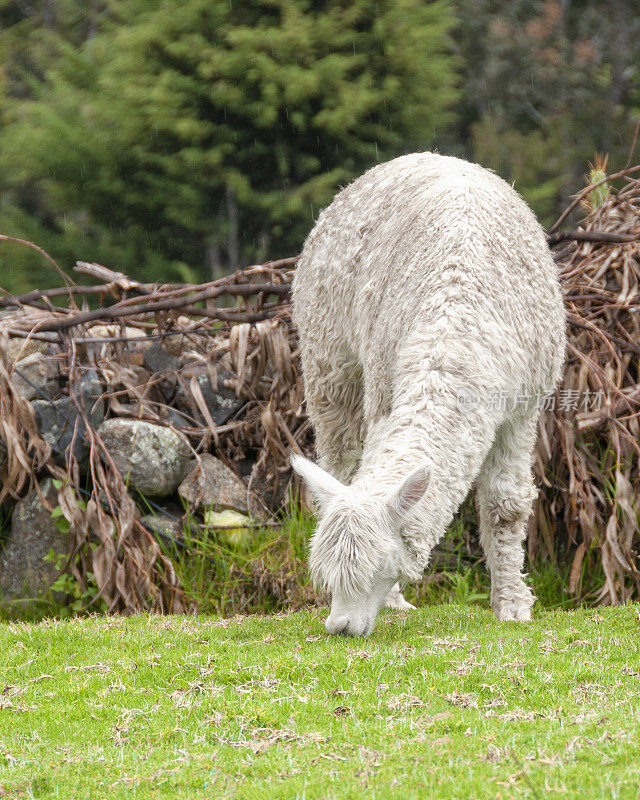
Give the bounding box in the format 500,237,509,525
291,152,565,636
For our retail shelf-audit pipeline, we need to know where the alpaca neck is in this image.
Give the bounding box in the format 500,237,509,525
352,396,493,566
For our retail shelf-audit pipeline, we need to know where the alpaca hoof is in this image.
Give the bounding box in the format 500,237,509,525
325,612,372,637
494,601,532,622
384,584,416,611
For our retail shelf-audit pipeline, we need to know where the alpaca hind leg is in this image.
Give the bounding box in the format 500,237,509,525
476,414,538,621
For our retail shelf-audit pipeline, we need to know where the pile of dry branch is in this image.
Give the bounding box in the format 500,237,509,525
1,164,640,611
0,252,312,613
536,168,640,604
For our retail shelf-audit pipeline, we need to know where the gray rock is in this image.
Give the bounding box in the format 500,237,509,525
158,318,208,357
143,342,180,374
33,370,105,463
11,352,61,401
3,336,48,365
143,342,179,401
176,365,243,426
98,419,191,496
161,407,191,428
86,325,151,367
33,398,74,461
178,453,253,513
0,479,71,603
141,514,183,542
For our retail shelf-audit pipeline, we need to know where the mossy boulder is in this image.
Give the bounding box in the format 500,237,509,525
98,419,191,496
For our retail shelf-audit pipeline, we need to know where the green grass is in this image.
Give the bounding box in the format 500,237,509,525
1,604,639,799
145,504,608,617
1,498,610,621
168,502,317,616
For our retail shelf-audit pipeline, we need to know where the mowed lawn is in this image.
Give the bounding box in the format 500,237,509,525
1,605,639,799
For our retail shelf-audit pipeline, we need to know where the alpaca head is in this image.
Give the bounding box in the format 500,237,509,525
291,454,430,636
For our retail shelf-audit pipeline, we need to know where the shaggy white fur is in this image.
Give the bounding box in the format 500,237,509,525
291,152,566,636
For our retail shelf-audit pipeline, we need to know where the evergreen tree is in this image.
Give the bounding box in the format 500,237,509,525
453,0,640,225
0,0,457,290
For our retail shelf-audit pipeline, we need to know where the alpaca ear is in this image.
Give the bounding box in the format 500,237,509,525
291,454,344,505
388,464,431,520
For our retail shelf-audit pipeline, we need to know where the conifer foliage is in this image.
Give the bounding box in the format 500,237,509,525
0,0,457,289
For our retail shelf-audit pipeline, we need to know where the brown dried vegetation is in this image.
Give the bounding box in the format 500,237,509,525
0,254,310,613
1,167,639,613
537,172,640,604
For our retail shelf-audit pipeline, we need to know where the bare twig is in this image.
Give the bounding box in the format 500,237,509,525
548,229,640,246
0,233,76,289
624,117,640,170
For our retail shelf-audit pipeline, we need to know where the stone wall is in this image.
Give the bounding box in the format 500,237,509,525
0,308,312,610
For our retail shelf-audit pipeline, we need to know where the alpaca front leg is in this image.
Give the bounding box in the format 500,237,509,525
303,358,365,485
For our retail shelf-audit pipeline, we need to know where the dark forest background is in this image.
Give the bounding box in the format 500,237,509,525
0,0,638,292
